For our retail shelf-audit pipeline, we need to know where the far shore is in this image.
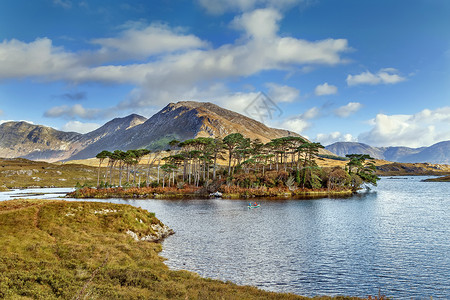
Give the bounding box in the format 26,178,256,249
422,175,450,182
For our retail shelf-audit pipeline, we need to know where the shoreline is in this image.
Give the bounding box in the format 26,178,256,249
0,199,367,299
66,186,355,200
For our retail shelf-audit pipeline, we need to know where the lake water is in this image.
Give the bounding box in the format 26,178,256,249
1,177,449,299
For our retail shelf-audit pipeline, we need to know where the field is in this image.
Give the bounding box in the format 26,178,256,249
0,158,98,189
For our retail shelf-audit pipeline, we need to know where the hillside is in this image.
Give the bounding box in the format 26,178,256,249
0,121,81,162
119,101,303,150
326,141,450,164
0,157,97,188
68,114,147,160
1,101,321,162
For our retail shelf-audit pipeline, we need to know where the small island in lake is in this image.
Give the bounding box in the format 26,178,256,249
422,175,450,182
67,135,380,199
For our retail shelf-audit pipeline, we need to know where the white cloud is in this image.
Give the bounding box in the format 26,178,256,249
266,82,299,103
1,9,350,118
231,8,281,39
315,132,356,146
334,102,362,118
214,91,260,115
278,117,309,134
61,121,100,133
44,104,102,120
91,23,208,60
358,107,450,147
0,109,3,116
0,38,78,80
301,107,320,119
314,82,337,96
346,68,406,86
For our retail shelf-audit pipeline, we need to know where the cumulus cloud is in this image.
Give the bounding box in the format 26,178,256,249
44,104,102,120
314,82,337,96
2,8,350,119
266,82,299,103
315,132,356,146
113,8,349,109
278,117,309,134
91,23,209,60
358,107,450,147
0,38,78,80
268,106,321,134
346,68,406,86
334,102,362,118
61,121,100,133
301,107,320,120
231,8,282,39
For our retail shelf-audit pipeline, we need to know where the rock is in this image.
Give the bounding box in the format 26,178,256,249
126,223,174,242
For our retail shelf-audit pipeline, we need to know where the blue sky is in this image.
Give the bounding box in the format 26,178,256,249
1,0,449,147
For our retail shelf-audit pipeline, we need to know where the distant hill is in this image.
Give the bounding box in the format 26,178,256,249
326,141,450,164
0,121,81,162
0,101,322,162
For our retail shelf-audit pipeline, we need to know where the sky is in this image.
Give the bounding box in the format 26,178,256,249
1,0,449,148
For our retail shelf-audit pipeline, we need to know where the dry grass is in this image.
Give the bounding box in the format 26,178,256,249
0,158,98,188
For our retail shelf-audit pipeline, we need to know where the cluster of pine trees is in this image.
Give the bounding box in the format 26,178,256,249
95,133,379,192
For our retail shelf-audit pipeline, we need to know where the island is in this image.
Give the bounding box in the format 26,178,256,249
422,175,450,182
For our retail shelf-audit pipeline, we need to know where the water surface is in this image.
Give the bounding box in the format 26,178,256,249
1,178,449,298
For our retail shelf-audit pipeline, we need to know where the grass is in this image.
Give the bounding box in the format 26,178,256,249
0,158,98,188
422,175,450,182
0,199,374,300
375,162,450,176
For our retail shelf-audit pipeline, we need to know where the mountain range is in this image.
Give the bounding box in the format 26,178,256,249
0,101,309,162
2,101,448,164
325,141,450,164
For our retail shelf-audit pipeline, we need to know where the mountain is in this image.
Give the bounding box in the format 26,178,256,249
124,101,301,148
71,101,311,159
0,121,81,162
325,142,385,159
0,101,318,162
68,114,147,160
326,141,450,164
402,141,450,164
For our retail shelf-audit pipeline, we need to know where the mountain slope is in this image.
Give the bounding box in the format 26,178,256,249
0,101,311,161
0,121,81,162
402,141,450,164
325,142,385,159
326,141,450,164
122,101,302,151
68,114,147,160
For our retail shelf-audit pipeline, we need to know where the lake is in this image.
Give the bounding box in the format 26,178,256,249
1,177,449,299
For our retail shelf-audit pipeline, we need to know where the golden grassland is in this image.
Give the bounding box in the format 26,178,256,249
422,175,450,182
0,158,98,189
1,156,449,191
0,199,374,300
